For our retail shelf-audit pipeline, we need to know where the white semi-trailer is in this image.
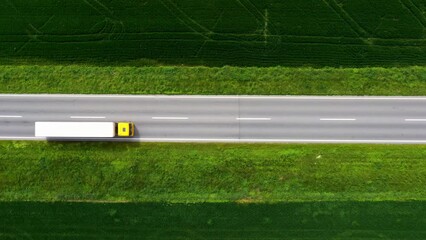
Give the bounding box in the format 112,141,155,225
35,122,134,138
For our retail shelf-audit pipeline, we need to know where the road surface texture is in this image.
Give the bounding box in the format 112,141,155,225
1,94,426,143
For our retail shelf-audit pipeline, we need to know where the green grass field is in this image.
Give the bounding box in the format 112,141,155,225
2,201,426,239
3,0,426,238
2,141,426,202
2,65,426,95
1,0,426,66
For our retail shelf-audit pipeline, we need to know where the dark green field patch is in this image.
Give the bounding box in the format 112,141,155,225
2,201,426,239
1,0,426,66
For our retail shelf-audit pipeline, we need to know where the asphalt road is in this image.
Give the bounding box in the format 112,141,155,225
1,94,426,143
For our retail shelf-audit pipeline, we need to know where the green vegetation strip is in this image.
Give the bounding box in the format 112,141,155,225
2,201,426,239
2,0,426,66
1,141,426,202
1,65,426,95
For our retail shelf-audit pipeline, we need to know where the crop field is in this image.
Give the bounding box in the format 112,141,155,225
2,201,426,239
1,0,426,66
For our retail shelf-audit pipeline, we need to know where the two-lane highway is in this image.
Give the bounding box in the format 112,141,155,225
1,94,426,143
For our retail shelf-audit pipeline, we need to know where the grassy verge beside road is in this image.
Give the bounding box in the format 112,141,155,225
1,65,426,95
1,141,426,202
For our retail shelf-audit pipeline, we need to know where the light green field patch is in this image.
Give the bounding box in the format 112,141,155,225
1,142,426,202
2,65,426,95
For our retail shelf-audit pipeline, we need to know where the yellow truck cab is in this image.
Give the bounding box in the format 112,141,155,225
117,122,135,137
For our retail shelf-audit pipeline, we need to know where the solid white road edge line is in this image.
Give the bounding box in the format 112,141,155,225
0,137,46,139
2,136,426,143
152,117,189,120
0,115,23,118
320,118,356,121
3,94,426,100
405,119,426,122
134,138,426,143
70,116,106,119
237,118,271,121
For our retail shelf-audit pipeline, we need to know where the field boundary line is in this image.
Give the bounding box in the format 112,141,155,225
7,32,426,47
3,31,426,47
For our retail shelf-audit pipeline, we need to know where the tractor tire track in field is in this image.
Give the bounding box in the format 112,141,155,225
234,0,281,44
412,0,426,10
235,0,277,34
4,0,57,54
6,0,125,48
82,0,114,18
82,0,125,40
15,15,55,54
234,0,281,54
5,0,36,54
322,0,371,38
158,0,217,57
159,0,213,40
194,7,225,57
400,0,426,28
158,0,280,55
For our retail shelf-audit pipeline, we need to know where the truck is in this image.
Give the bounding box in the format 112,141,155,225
35,122,135,138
